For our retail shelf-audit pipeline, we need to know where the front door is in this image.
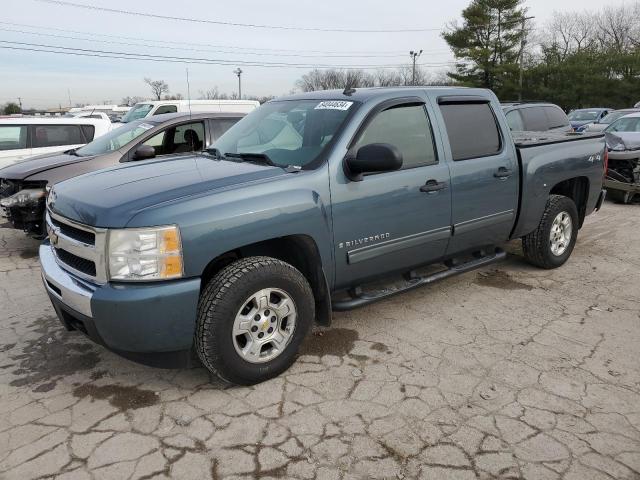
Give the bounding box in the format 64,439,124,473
436,99,519,255
331,100,452,289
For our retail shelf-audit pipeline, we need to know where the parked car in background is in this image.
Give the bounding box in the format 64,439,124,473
501,102,572,132
39,87,606,384
120,100,259,123
0,112,244,237
0,117,112,169
67,111,112,121
584,109,640,132
603,112,640,203
568,108,613,132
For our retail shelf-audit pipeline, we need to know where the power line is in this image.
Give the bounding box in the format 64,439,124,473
36,0,443,33
0,26,452,59
0,42,457,70
0,21,419,55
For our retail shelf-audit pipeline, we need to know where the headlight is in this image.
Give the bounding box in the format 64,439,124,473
107,225,183,281
0,188,46,208
610,143,626,151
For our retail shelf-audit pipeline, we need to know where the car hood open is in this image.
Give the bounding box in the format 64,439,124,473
48,154,288,227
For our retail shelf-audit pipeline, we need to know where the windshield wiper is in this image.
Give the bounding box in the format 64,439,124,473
65,148,81,157
205,147,227,160
224,152,276,167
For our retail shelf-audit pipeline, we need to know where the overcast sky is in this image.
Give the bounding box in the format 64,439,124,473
0,0,631,108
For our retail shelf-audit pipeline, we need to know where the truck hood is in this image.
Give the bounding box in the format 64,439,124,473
0,151,96,180
49,154,288,227
605,132,640,151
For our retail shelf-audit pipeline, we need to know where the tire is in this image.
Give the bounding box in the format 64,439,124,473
195,256,314,385
522,195,579,269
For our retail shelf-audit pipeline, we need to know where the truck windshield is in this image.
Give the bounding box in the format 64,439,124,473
75,121,156,156
120,104,154,123
213,99,357,168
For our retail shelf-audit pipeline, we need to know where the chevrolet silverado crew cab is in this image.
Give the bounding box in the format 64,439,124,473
40,87,607,385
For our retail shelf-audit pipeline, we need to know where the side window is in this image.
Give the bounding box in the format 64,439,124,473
142,131,166,156
439,103,501,160
544,106,570,130
506,110,525,131
154,105,178,115
520,107,548,131
170,122,205,153
212,118,241,139
32,125,84,148
81,125,95,142
0,126,28,151
355,104,437,169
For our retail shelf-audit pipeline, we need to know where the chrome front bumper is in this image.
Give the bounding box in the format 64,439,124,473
40,242,95,317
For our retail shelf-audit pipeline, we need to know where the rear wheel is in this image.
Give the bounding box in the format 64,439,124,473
522,195,578,269
195,256,314,385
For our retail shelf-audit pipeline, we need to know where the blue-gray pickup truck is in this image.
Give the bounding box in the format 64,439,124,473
40,87,607,385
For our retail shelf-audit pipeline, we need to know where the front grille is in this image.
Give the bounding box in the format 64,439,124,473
55,248,97,277
50,216,95,245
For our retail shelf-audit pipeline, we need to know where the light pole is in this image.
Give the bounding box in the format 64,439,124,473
409,50,423,86
233,68,243,99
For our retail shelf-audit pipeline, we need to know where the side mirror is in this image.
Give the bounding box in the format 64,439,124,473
344,143,403,182
133,145,156,160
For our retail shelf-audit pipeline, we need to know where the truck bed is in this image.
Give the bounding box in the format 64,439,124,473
510,130,606,239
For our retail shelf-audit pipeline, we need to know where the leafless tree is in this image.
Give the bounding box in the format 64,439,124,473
121,96,145,106
199,87,221,100
144,78,169,100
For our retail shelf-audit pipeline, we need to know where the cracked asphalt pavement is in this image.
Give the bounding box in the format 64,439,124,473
1,200,640,479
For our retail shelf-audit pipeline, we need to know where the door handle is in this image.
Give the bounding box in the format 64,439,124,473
420,179,447,193
494,167,512,179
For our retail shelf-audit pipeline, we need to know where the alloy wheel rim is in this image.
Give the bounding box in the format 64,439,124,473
232,288,297,364
550,211,572,256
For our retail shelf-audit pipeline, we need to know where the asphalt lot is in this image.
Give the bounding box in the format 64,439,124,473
0,200,639,480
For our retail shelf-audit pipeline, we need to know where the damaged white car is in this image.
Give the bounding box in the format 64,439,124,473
604,113,640,203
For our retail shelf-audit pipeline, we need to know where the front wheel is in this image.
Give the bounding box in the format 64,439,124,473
195,256,314,385
522,195,579,269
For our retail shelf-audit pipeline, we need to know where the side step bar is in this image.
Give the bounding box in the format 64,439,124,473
332,247,506,311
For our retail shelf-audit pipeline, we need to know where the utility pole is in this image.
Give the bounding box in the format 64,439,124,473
409,50,423,86
17,97,22,109
518,16,535,101
67,89,72,108
233,68,243,99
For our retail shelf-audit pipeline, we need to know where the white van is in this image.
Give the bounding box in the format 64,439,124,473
0,117,112,169
120,100,259,123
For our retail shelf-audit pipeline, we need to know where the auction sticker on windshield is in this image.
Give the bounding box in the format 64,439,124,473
315,101,353,111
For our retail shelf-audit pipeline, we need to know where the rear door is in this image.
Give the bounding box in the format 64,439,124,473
436,97,518,255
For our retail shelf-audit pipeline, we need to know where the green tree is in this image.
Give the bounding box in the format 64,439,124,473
3,102,21,115
442,0,527,99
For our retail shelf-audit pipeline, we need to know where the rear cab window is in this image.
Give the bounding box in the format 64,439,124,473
439,102,501,160
0,125,28,151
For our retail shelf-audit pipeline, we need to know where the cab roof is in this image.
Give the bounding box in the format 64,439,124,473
273,86,478,103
